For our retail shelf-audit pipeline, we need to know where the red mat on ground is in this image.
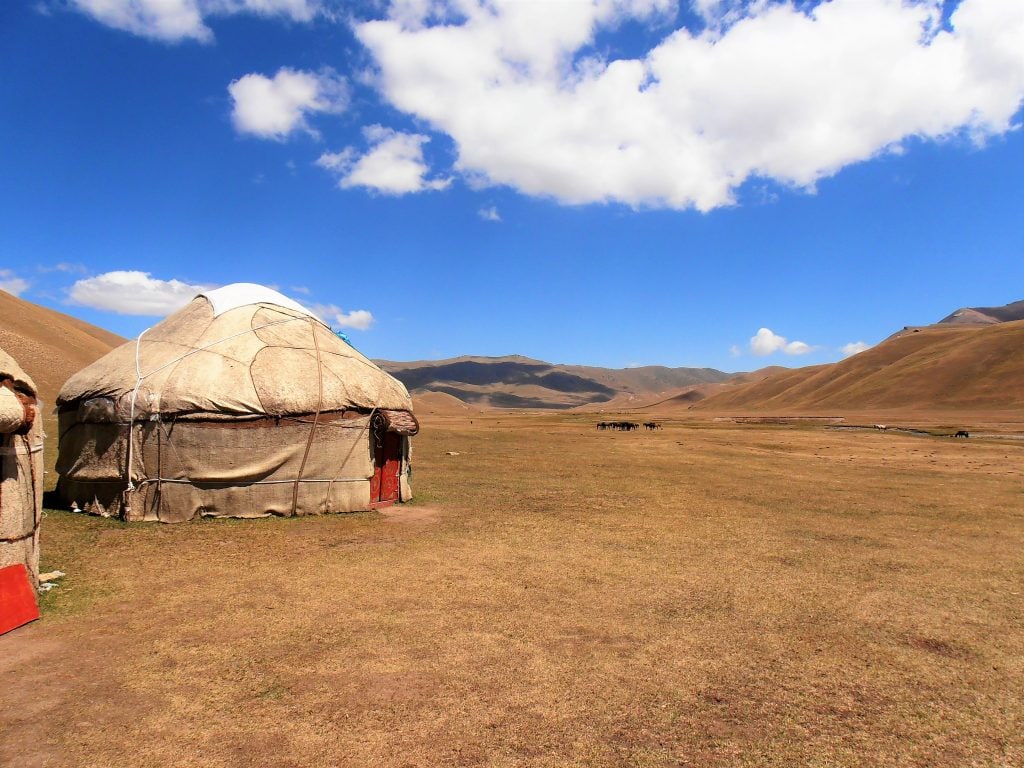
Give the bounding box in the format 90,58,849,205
0,563,39,635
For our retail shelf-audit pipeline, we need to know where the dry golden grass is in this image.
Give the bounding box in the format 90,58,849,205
3,413,1023,767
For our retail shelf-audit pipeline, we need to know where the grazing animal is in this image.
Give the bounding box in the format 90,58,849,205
955,430,970,438
874,424,887,432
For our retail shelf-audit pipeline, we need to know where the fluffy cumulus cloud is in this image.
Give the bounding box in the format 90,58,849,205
69,271,211,315
70,0,319,43
842,341,872,357
229,68,348,140
309,303,375,330
750,327,813,356
354,0,1024,210
70,0,317,42
0,269,29,296
316,125,451,195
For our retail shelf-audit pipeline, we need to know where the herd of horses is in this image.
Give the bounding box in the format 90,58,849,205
876,424,970,438
597,421,971,437
596,421,662,431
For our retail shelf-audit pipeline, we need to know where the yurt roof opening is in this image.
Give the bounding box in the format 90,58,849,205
56,284,419,522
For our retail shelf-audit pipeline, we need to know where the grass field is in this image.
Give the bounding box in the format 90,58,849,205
3,413,1023,767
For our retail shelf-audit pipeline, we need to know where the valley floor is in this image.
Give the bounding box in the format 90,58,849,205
3,414,1023,767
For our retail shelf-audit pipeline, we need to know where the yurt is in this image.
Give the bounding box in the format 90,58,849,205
1,347,43,588
56,284,418,523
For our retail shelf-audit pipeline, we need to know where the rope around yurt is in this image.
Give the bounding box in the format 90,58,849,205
291,317,325,516
117,308,400,520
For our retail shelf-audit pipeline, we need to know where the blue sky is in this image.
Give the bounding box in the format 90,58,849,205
2,0,1022,371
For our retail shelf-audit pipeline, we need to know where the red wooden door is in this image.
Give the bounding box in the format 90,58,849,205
370,430,401,508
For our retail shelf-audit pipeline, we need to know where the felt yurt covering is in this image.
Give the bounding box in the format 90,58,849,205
1,347,43,588
57,284,418,523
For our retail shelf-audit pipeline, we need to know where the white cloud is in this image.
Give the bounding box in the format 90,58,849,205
692,0,753,29
72,0,211,42
842,341,872,357
729,344,741,357
783,340,812,355
0,269,29,297
749,327,813,356
37,262,87,274
317,125,451,195
70,0,319,43
355,0,1024,210
229,68,348,140
69,271,211,315
310,303,375,330
315,147,355,172
478,205,501,222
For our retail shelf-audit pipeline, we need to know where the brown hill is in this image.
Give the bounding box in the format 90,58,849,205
412,391,474,415
938,299,1024,326
695,320,1024,413
572,366,790,413
0,290,124,487
378,355,729,409
0,290,123,409
571,388,684,412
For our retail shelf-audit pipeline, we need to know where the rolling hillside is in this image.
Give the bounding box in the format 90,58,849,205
379,355,730,409
0,289,123,410
0,289,124,487
695,320,1024,413
4,290,1021,422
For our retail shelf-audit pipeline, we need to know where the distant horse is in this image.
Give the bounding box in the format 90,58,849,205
954,430,970,438
874,424,888,432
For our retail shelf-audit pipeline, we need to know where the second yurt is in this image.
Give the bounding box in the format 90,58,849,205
56,284,418,522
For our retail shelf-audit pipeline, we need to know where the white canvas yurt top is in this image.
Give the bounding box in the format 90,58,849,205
59,283,412,420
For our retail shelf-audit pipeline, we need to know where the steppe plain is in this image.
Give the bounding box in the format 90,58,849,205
2,408,1022,767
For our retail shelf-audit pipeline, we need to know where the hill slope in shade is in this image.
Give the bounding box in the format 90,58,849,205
379,355,730,409
695,320,1024,413
0,289,123,409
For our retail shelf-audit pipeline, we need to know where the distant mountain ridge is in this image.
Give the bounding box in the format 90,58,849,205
4,291,1019,418
689,303,1024,413
938,299,1024,326
377,355,730,409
